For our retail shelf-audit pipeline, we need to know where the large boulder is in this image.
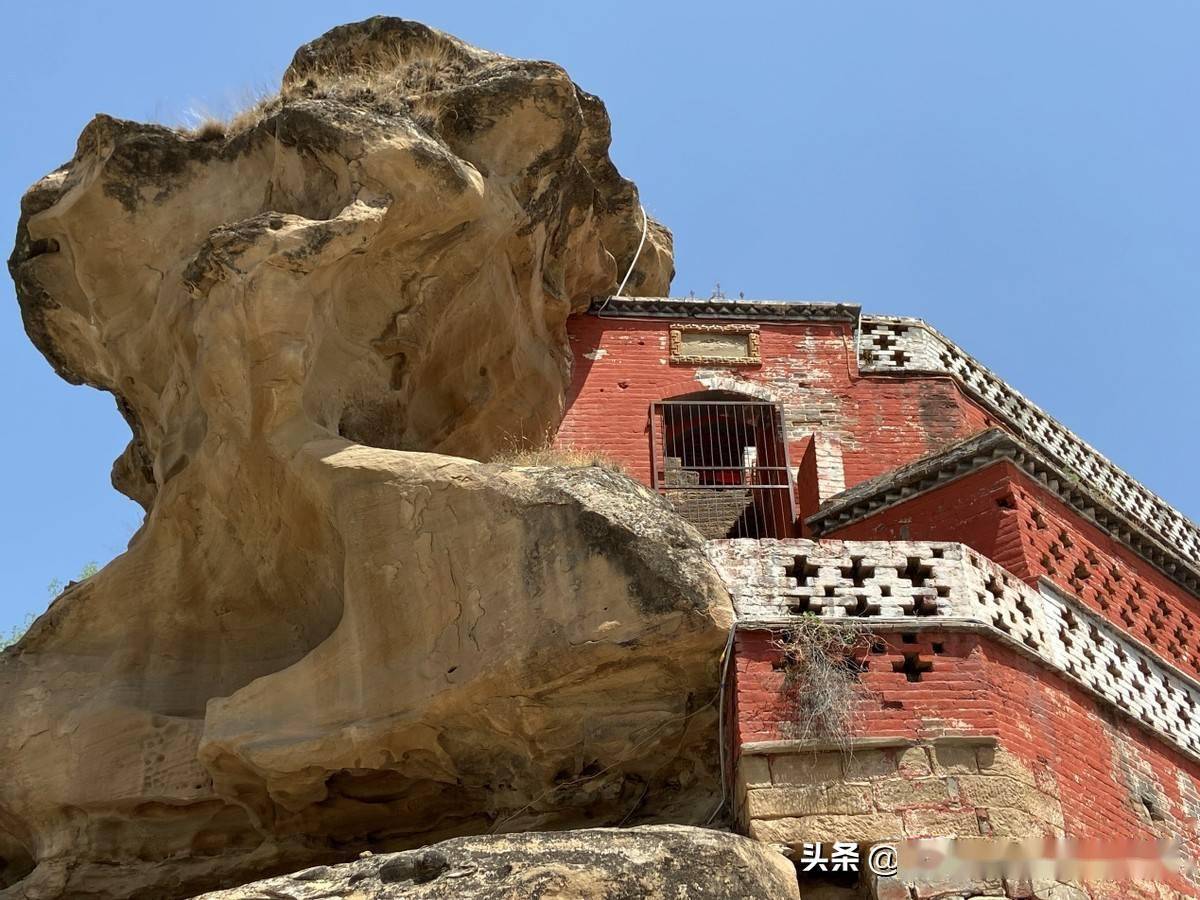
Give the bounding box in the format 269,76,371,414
3,18,727,899
193,825,800,900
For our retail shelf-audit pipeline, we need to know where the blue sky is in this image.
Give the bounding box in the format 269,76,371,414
2,1,1197,633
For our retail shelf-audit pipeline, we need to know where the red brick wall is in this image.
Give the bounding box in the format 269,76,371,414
824,462,1200,678
1011,480,1200,677
821,463,1034,577
734,628,1200,861
559,314,993,508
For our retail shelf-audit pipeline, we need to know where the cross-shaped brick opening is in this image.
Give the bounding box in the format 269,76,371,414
840,556,873,587
846,593,877,618
983,574,1006,604
913,593,941,616
1148,681,1169,711
786,554,820,586
1103,660,1121,687
893,652,933,683
902,557,932,588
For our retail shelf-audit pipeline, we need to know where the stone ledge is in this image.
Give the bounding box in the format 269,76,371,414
742,734,999,756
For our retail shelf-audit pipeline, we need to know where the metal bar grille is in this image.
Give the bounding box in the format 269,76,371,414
649,399,796,539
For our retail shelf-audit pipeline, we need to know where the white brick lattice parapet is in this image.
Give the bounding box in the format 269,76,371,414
709,538,1200,761
857,316,1200,570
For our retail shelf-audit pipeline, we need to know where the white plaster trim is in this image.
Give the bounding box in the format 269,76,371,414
857,316,1200,569
709,538,1200,763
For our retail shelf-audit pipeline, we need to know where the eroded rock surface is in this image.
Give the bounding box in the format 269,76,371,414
3,17,726,900
193,826,800,900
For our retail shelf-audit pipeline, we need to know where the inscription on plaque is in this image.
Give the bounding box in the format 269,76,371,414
669,324,761,365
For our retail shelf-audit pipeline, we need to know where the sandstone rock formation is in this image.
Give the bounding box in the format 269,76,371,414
3,18,729,899
193,825,800,900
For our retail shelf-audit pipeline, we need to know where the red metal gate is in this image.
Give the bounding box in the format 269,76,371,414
649,399,796,539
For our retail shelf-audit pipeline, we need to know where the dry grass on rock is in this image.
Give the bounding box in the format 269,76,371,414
176,38,482,143
491,445,626,473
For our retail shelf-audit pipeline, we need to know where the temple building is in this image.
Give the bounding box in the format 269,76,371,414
559,296,1200,898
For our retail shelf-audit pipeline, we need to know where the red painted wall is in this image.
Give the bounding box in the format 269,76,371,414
734,628,1200,873
559,314,993,514
824,462,1200,679
567,309,1200,885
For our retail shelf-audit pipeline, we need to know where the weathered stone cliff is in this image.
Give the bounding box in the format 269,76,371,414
3,18,730,899
193,826,800,900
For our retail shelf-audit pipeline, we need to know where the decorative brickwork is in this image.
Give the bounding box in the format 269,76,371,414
858,316,1200,570
732,627,1200,897
709,538,1200,762
822,461,1200,681
810,428,1200,597
560,314,989,513
564,299,1200,897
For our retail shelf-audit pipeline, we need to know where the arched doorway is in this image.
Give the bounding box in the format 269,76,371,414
649,391,795,539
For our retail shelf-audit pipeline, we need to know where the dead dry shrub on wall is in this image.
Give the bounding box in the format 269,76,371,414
773,616,874,751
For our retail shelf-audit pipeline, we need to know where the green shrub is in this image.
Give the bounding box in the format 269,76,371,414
3,561,100,651
0,614,34,651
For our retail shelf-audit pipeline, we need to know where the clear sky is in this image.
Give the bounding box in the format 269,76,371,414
2,1,1197,634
